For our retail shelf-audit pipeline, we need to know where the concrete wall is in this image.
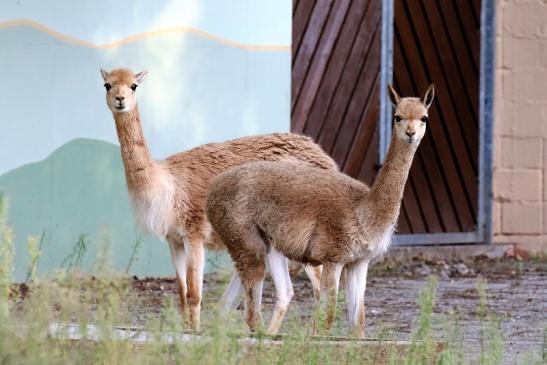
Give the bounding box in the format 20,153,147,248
493,0,547,252
0,1,291,280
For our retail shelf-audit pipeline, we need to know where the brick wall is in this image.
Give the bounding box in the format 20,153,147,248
493,0,547,252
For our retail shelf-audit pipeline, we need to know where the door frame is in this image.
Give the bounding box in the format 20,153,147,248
379,0,495,245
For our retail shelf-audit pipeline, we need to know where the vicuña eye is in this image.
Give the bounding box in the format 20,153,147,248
421,116,429,123
393,115,402,123
104,83,111,91
130,84,138,91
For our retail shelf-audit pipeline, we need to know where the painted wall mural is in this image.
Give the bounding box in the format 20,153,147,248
0,0,291,280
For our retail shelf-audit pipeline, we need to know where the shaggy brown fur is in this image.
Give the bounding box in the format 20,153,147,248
206,85,435,337
101,68,336,330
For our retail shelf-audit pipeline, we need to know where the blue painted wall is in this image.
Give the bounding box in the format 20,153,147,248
0,0,291,281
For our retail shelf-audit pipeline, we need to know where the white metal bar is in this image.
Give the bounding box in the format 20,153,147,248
393,232,479,246
477,0,496,244
379,0,394,164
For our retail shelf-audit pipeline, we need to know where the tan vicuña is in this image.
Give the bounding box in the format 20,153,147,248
100,68,335,330
206,84,435,337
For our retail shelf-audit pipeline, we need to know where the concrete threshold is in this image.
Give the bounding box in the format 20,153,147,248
12,322,432,347
382,244,515,263
10,323,444,363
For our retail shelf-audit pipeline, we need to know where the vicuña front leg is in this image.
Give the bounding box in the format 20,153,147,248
168,237,188,322
344,259,368,338
266,247,293,335
318,262,344,333
185,241,205,331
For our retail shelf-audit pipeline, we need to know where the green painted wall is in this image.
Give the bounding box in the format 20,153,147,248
0,139,232,280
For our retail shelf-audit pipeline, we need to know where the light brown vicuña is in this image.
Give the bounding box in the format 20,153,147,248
100,68,336,330
206,84,435,337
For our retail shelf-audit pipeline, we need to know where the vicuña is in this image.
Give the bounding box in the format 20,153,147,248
100,68,336,330
206,84,434,336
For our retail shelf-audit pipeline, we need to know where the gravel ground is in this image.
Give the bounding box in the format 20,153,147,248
125,258,546,364
10,257,546,363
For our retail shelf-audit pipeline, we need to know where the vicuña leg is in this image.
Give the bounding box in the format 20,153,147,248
303,265,322,302
266,247,293,334
168,237,188,321
221,263,318,314
185,240,205,331
240,260,266,331
220,273,243,312
344,259,368,338
233,232,268,331
318,262,344,333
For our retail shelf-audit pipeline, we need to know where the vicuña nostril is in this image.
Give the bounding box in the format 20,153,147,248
115,96,125,102
406,131,416,137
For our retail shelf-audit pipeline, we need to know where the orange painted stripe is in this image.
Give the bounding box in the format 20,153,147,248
0,19,290,52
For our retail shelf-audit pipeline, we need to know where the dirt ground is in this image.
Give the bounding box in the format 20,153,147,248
10,257,545,363
126,258,546,363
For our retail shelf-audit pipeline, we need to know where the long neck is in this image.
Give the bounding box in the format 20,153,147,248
113,104,156,190
363,135,418,229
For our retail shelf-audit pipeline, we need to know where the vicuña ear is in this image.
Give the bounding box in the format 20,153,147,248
100,68,109,81
422,84,435,109
387,84,401,107
135,70,148,84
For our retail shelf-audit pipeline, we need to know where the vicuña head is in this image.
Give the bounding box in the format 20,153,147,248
388,84,434,145
100,68,148,114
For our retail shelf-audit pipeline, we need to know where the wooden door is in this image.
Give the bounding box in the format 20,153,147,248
291,0,382,187
292,0,485,243
392,0,480,234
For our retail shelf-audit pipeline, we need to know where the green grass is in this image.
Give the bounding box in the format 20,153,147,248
0,196,545,364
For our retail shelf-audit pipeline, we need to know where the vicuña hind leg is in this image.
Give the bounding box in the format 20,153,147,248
239,260,266,331
303,265,322,302
344,259,368,338
266,247,293,334
229,230,268,332
317,262,344,333
220,273,243,312
221,263,318,314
